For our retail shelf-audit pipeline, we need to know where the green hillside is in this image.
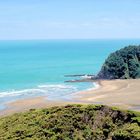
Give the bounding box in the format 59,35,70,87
0,105,140,140
98,45,140,79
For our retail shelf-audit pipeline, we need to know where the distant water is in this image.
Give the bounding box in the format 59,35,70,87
0,39,140,110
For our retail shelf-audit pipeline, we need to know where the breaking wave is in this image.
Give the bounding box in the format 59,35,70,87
0,82,99,110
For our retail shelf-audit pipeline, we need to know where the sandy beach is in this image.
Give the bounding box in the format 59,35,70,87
0,97,79,116
0,79,140,116
75,79,140,110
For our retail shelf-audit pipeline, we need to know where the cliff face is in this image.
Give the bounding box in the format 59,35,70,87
97,45,140,79
0,105,140,140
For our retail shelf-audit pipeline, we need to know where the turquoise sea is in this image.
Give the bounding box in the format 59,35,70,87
0,39,140,109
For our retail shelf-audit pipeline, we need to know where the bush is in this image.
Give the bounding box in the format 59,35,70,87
0,105,140,140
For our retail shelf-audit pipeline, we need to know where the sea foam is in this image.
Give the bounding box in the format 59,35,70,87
0,82,97,109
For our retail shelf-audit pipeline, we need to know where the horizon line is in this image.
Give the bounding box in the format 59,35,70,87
1,38,140,41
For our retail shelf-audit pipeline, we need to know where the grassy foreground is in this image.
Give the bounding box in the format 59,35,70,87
0,105,140,140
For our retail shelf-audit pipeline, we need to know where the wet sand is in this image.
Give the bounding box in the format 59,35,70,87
0,79,140,116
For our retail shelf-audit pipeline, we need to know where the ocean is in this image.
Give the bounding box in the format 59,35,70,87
0,39,140,109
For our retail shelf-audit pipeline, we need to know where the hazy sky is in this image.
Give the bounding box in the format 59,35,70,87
1,0,140,40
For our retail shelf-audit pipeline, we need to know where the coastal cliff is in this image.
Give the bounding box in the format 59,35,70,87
65,45,140,82
97,45,140,79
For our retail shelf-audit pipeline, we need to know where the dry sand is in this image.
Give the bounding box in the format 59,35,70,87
0,97,78,116
0,79,140,116
75,79,140,110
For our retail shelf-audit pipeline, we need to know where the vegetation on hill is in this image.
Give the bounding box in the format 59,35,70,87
0,105,140,140
97,45,140,79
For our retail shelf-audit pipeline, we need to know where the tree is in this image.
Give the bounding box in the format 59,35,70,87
97,45,140,79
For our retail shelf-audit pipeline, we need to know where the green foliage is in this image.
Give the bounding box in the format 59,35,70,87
98,45,140,79
0,105,140,140
113,123,140,140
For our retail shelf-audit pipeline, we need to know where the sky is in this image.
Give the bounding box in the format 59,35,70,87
0,0,140,40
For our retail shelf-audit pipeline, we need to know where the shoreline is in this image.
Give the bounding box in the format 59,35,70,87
0,79,140,116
